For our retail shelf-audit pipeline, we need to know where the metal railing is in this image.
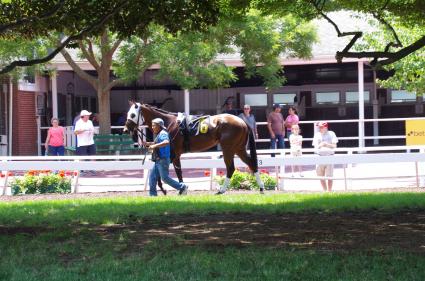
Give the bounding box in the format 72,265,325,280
37,117,425,155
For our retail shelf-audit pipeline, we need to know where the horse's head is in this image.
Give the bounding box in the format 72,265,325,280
123,102,144,135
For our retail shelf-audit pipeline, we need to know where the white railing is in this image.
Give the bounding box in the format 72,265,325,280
38,117,425,155
1,145,425,195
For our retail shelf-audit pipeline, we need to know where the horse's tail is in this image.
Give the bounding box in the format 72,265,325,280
248,127,258,173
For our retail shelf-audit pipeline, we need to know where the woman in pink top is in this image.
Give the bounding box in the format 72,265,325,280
284,106,299,139
45,117,65,156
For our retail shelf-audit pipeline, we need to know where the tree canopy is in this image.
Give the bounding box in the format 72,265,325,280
116,11,316,90
255,0,425,68
0,0,225,74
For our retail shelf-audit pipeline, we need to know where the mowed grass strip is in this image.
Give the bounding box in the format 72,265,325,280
0,192,424,226
1,192,425,281
1,236,425,281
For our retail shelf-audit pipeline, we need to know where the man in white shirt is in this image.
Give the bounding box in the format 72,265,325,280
74,110,96,156
312,122,338,192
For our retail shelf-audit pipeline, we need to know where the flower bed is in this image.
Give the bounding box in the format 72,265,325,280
9,170,73,195
214,169,276,190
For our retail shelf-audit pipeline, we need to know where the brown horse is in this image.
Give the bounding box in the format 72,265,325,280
124,103,264,194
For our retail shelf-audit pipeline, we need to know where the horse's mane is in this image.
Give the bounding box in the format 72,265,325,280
143,104,178,116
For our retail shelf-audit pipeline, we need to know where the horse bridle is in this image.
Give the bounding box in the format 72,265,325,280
134,104,181,166
132,105,149,164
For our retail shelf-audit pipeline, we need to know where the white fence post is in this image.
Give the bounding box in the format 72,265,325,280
279,149,285,191
1,159,9,195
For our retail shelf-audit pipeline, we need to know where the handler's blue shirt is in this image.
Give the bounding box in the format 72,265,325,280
155,130,170,159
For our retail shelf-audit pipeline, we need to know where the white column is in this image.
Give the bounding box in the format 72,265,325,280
36,116,41,156
372,70,379,145
358,61,365,148
8,79,12,156
184,89,190,115
51,72,58,118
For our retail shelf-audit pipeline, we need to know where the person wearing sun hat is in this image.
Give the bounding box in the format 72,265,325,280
74,110,96,157
312,121,338,192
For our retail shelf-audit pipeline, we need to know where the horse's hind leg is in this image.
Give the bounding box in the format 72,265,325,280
236,149,265,193
172,158,184,182
217,149,236,194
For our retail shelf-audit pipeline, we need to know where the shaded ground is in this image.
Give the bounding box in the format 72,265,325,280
2,207,425,253
91,210,425,253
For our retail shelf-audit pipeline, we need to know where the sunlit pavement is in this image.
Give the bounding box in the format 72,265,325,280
75,162,425,193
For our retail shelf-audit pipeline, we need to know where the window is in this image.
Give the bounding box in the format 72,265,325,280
316,92,340,104
346,91,370,103
273,93,296,105
391,90,417,103
244,94,268,106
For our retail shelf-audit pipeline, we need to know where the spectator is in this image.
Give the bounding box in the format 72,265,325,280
238,104,258,139
289,124,303,177
284,106,299,140
312,121,338,192
44,117,65,156
222,97,238,116
91,113,99,126
267,103,285,155
74,110,96,175
144,118,188,196
72,111,80,148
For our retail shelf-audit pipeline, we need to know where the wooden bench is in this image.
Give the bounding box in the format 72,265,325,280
66,134,139,155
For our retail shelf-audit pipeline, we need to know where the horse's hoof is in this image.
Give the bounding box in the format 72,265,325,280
215,191,225,195
260,188,264,194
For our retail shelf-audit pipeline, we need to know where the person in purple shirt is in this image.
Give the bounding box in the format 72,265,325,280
284,106,299,140
267,103,285,150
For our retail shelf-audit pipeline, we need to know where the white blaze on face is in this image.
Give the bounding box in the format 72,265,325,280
127,103,144,126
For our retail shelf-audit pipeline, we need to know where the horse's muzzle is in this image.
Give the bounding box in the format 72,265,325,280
124,120,136,134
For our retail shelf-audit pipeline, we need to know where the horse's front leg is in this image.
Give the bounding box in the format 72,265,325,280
172,157,184,182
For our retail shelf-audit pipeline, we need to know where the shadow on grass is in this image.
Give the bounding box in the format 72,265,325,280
0,193,424,252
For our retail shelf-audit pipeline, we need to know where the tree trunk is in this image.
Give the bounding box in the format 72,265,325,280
97,87,111,134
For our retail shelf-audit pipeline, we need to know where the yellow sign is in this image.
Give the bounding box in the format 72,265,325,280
406,120,425,145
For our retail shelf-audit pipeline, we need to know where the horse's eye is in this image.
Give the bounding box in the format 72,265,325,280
130,113,136,119
134,104,138,109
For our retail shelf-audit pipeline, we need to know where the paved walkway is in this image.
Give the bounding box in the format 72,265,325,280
76,162,425,193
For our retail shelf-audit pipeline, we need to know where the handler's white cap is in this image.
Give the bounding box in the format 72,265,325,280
152,118,165,127
80,110,92,116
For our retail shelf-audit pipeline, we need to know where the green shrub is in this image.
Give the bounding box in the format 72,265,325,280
10,171,72,195
214,169,276,190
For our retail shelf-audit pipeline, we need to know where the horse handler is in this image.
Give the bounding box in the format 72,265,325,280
144,118,189,196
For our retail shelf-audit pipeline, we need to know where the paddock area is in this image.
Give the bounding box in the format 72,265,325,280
1,145,425,195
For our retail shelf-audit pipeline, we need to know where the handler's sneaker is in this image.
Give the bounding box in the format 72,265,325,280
179,184,188,195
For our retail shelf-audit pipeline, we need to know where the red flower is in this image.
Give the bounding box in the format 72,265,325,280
59,173,65,178
204,170,211,177
0,173,4,178
65,171,71,176
74,171,78,176
7,172,13,176
218,171,224,176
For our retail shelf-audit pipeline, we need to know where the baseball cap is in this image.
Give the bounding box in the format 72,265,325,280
152,118,165,128
80,110,92,116
317,121,328,128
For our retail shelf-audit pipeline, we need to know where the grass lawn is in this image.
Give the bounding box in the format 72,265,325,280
0,192,425,280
